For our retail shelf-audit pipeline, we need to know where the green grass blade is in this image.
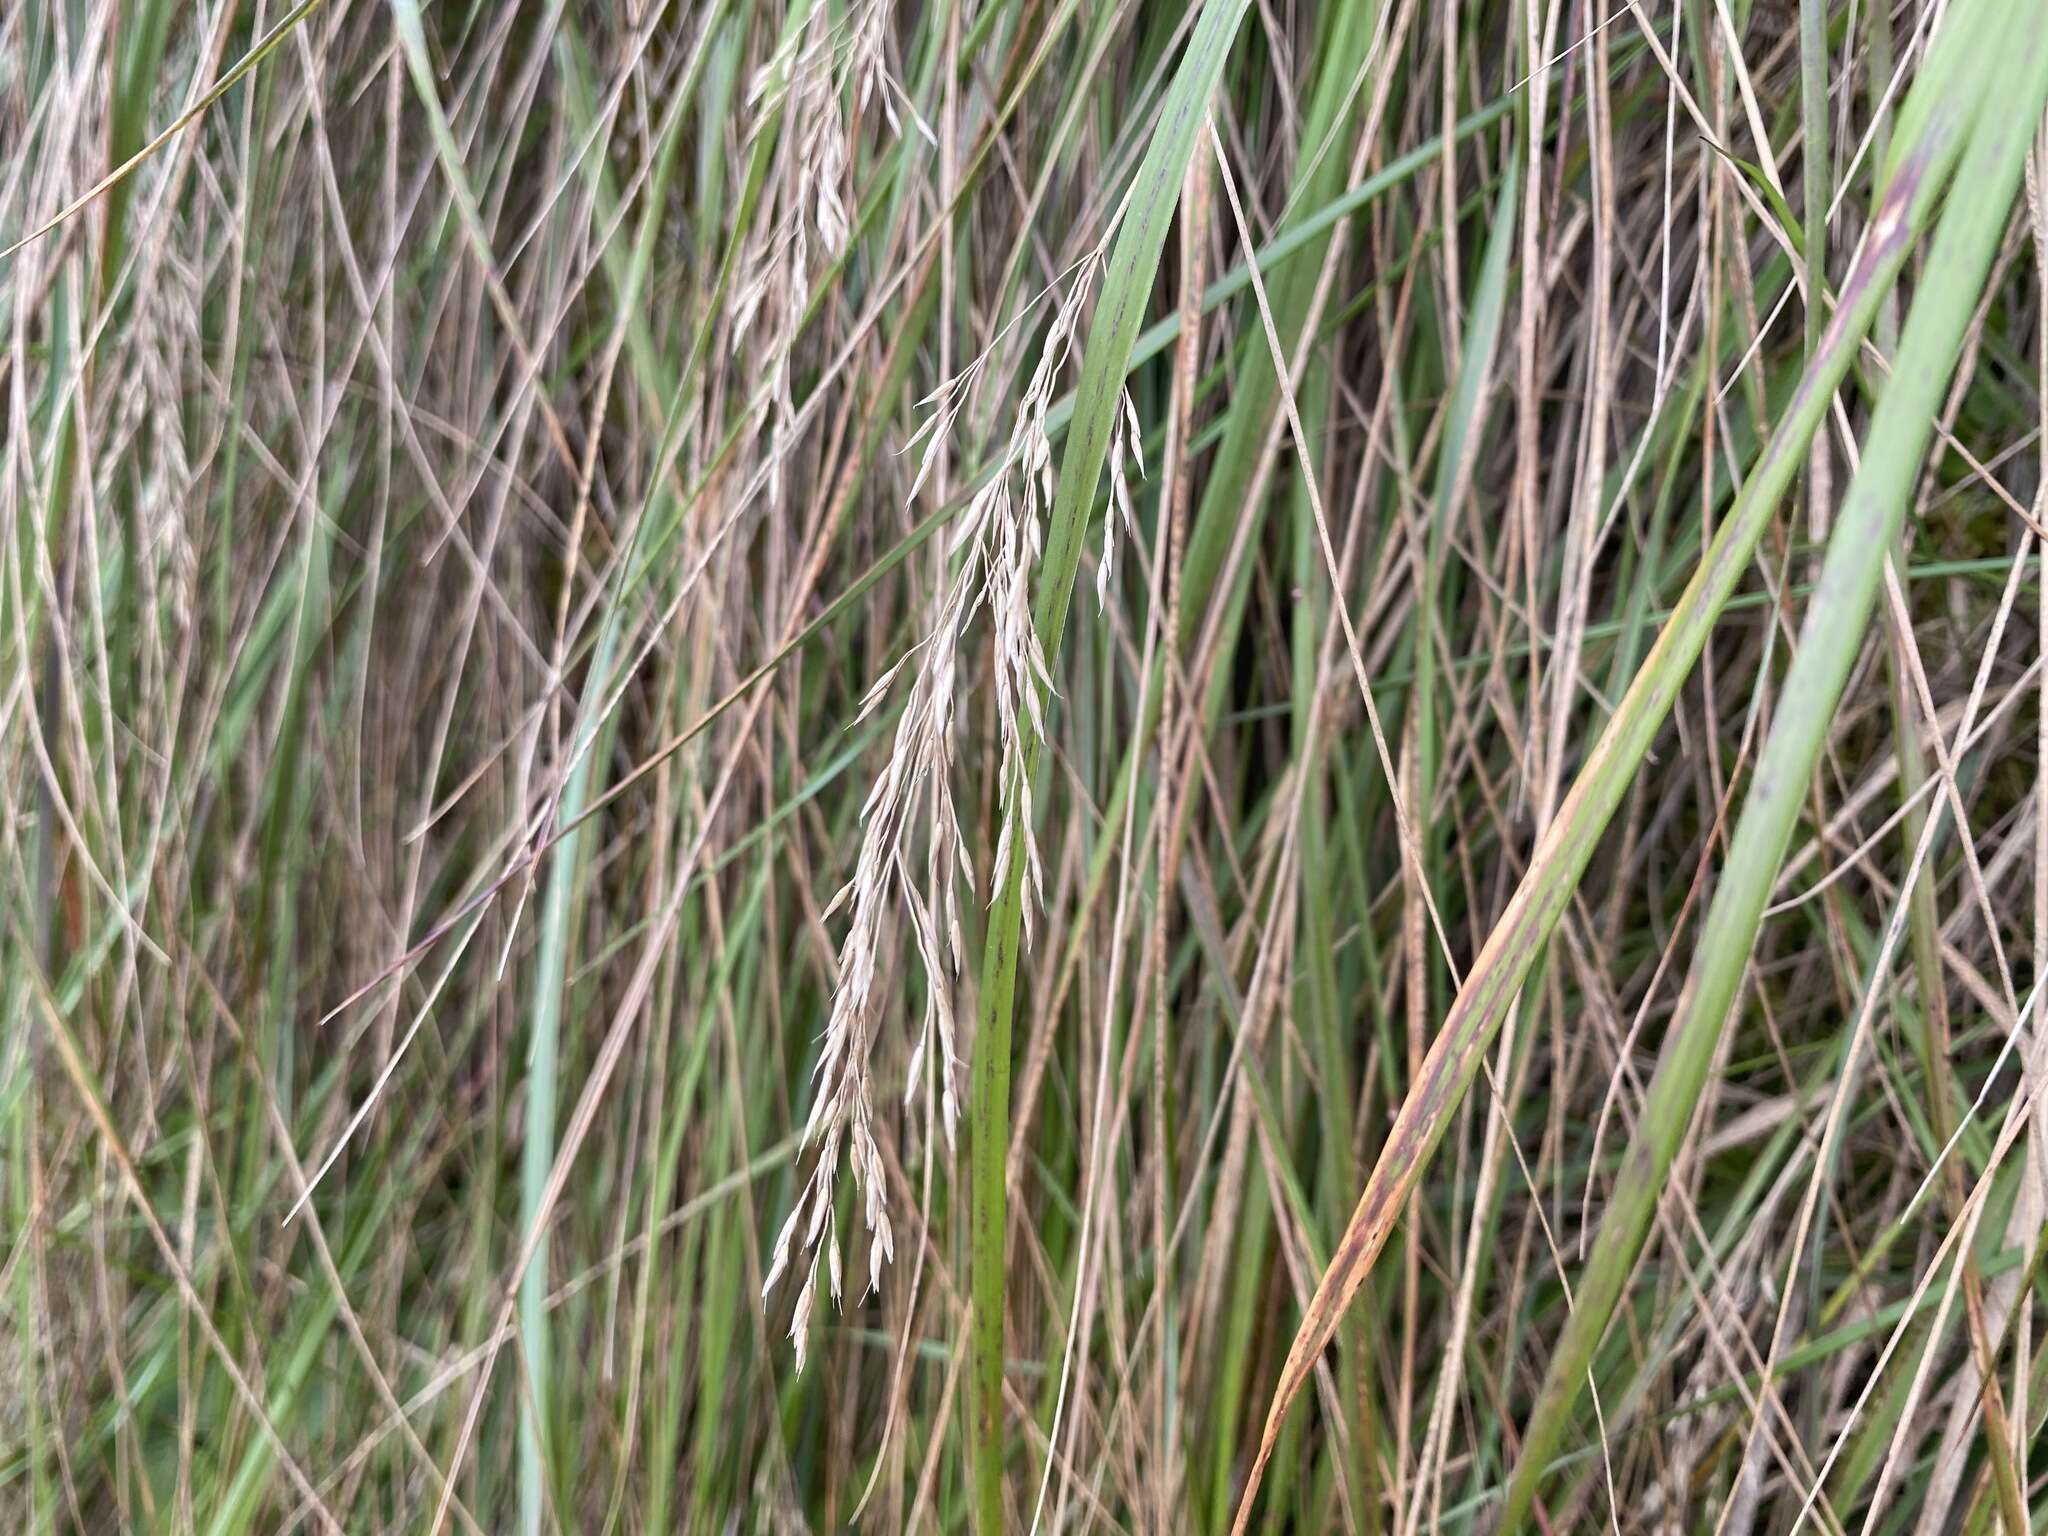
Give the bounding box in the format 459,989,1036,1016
969,0,1253,1526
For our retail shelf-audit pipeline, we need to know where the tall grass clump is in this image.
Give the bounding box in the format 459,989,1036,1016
5,0,2048,1532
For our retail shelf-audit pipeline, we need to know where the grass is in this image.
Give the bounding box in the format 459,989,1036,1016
5,0,2048,1532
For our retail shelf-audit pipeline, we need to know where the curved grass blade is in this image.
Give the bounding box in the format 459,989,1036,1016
1495,20,2048,1533
1229,2,2009,1526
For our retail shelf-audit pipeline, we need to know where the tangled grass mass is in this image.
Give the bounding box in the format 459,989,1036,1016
7,0,2048,1531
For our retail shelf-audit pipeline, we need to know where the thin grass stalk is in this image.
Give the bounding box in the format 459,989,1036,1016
518,763,585,1536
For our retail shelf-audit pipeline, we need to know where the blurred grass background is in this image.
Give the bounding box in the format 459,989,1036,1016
5,0,2048,1531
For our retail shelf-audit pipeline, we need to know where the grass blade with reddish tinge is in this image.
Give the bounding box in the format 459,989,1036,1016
1228,1,2011,1525
1495,15,2048,1532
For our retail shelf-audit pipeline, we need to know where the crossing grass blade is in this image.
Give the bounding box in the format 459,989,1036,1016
1496,16,2048,1531
1229,0,2015,1525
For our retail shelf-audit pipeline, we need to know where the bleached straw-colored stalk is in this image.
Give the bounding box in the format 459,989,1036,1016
731,6,860,508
